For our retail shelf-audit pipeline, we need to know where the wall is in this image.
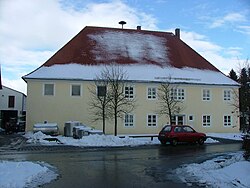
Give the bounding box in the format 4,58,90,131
0,86,26,113
25,79,239,135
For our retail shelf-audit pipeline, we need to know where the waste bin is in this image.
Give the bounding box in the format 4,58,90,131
64,121,81,137
73,125,91,139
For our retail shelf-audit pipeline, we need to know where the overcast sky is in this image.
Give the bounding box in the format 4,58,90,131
0,0,249,94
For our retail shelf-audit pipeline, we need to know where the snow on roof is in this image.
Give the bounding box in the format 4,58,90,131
38,26,220,71
88,31,169,65
22,26,238,86
23,64,239,86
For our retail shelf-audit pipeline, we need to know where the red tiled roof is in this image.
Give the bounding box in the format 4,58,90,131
42,26,219,72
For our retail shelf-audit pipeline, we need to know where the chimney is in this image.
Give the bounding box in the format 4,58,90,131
137,26,141,30
175,28,180,38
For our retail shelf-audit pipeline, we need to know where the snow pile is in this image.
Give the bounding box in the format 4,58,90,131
0,161,58,188
204,137,219,143
175,152,250,188
25,131,57,145
24,132,160,147
24,131,220,147
207,133,243,141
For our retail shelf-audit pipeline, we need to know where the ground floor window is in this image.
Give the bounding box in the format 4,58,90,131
224,115,232,127
202,115,211,127
147,114,157,127
124,114,134,127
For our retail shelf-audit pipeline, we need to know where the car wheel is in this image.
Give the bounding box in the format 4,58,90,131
171,139,178,146
198,138,205,145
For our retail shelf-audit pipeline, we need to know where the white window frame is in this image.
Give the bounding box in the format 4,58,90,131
43,83,55,96
70,84,82,97
147,87,157,100
124,114,135,127
147,114,157,127
170,88,185,100
202,115,211,127
223,115,232,127
202,89,211,101
188,115,194,122
223,90,231,101
125,85,134,99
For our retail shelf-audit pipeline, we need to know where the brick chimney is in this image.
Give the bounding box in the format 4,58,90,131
175,28,180,38
137,26,141,30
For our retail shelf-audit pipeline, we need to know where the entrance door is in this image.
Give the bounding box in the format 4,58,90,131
171,115,185,125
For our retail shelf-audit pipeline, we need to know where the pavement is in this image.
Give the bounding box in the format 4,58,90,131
0,132,27,151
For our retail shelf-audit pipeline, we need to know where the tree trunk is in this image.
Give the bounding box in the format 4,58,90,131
102,107,105,134
114,113,117,136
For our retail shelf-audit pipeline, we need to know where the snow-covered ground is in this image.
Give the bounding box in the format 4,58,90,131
0,161,58,188
175,152,250,188
23,131,225,147
0,132,248,188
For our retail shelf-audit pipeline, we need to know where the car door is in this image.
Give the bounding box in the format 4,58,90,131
174,126,186,142
182,126,196,142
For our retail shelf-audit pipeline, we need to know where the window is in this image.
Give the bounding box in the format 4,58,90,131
224,90,231,101
202,89,210,101
147,114,157,127
183,126,194,133
202,115,211,127
189,115,194,121
147,87,157,99
8,96,15,108
170,88,185,100
71,84,81,96
125,86,134,99
224,115,232,127
124,114,134,127
44,84,54,96
97,86,107,97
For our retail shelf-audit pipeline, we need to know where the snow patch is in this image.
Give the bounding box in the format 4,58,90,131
88,31,169,65
0,161,58,188
175,152,250,188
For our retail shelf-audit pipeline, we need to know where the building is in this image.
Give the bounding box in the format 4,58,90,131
0,86,26,130
23,26,239,135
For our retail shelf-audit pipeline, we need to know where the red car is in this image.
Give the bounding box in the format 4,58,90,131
158,125,206,146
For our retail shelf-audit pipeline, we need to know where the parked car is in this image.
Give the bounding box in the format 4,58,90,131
158,125,206,146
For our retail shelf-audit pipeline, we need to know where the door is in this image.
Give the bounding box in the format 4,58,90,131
172,115,185,125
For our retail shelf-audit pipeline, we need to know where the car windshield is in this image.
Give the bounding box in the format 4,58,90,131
162,126,171,132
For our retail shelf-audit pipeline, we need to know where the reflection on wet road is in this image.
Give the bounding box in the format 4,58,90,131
0,143,243,188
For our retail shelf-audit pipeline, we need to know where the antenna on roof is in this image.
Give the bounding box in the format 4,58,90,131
119,21,126,29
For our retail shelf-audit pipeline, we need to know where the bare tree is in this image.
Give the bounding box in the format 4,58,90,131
88,78,110,134
89,65,136,136
157,80,183,125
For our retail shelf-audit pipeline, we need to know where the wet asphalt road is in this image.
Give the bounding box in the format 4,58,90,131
0,134,243,188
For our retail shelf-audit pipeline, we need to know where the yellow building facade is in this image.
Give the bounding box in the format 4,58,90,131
25,79,239,135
